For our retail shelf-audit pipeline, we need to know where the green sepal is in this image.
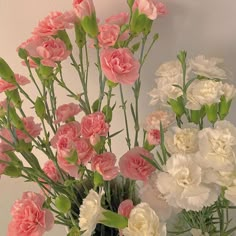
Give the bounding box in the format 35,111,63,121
127,0,135,8
8,106,24,130
102,105,112,123
168,97,185,117
219,96,232,120
67,227,81,236
57,30,73,51
92,99,99,112
81,13,98,38
205,103,218,124
143,139,155,152
35,97,46,119
66,150,78,164
55,195,71,214
94,171,104,188
100,210,128,229
190,109,200,124
106,80,118,88
74,23,86,48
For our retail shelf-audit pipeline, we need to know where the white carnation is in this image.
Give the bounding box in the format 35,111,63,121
165,127,199,154
139,172,180,221
149,60,190,105
189,55,227,80
157,154,219,211
123,202,166,236
196,120,236,172
79,189,104,236
222,83,236,101
186,79,224,110
225,184,236,205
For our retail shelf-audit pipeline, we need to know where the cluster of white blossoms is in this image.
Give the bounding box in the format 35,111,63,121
149,55,236,114
143,120,236,215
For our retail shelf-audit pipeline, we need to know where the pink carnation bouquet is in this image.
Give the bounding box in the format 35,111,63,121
1,0,236,236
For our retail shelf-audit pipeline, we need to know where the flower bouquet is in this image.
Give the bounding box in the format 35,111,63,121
0,0,236,235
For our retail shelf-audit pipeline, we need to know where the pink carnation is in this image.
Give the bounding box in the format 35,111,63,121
37,38,71,67
157,2,167,15
55,103,81,124
100,48,140,85
147,129,161,145
8,192,54,236
0,74,30,93
119,147,156,181
32,11,75,37
98,24,120,48
105,12,129,26
0,152,10,175
133,0,165,20
74,138,94,164
16,117,42,143
73,0,95,19
118,199,134,218
56,135,76,157
91,152,119,180
43,160,61,182
50,121,81,148
57,152,78,177
81,112,109,138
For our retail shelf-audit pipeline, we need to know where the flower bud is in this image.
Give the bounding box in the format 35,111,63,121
0,58,16,83
55,195,71,213
18,48,28,60
74,23,86,48
8,106,24,130
5,90,22,108
205,103,218,123
4,165,22,178
35,97,46,119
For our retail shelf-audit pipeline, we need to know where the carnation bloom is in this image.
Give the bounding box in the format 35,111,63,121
139,172,180,221
222,83,236,102
43,160,61,182
196,120,236,172
79,189,104,236
186,79,224,110
73,0,95,19
143,109,175,131
7,192,54,236
91,152,119,180
147,129,161,146
37,38,71,67
55,102,81,124
165,126,199,154
51,121,81,148
105,12,129,26
189,55,227,80
0,128,14,152
16,116,42,143
132,0,165,20
100,48,140,85
122,202,166,236
97,24,120,48
81,112,109,139
149,60,189,105
0,74,30,93
225,182,236,205
119,147,156,181
32,11,75,36
157,154,219,211
118,199,134,218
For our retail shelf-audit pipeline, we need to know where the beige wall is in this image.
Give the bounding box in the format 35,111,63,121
0,0,236,235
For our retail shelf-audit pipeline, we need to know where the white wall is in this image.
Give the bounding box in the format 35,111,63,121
0,0,236,235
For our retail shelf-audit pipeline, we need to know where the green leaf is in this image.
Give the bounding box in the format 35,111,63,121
101,210,128,229
0,58,15,83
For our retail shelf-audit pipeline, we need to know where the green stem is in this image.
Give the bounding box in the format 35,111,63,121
119,84,131,150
